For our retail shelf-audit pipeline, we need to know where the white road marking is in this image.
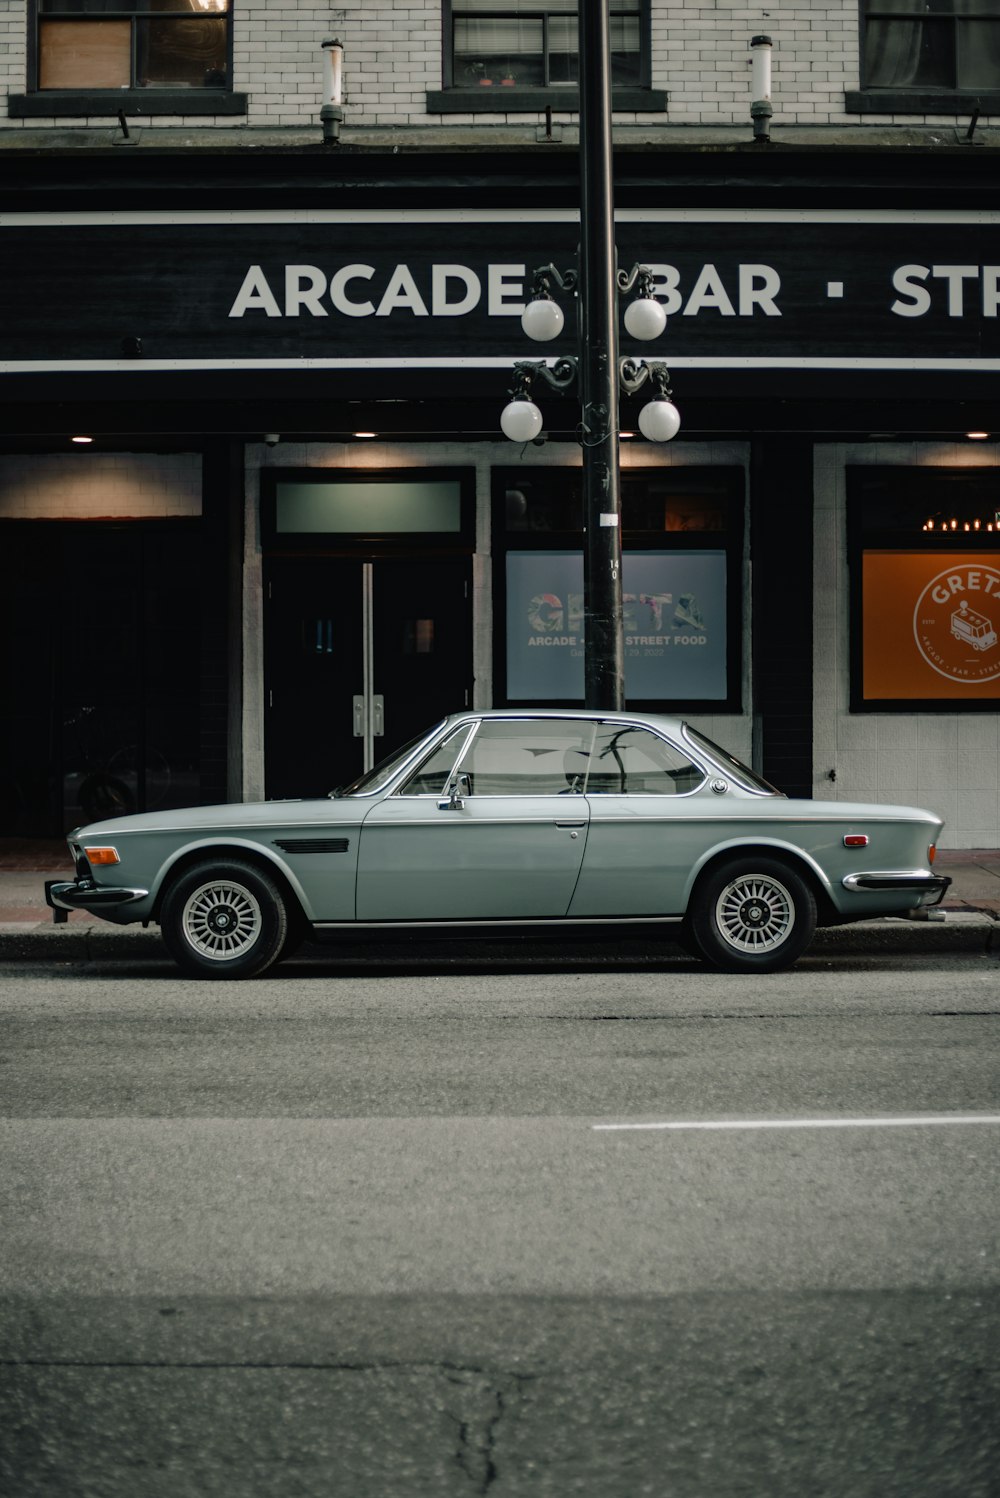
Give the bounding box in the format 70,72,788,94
593,1115,1000,1132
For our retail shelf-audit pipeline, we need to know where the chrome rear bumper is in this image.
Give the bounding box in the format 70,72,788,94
842,870,951,905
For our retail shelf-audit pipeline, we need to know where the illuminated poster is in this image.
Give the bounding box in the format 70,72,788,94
506,550,728,700
862,551,1000,701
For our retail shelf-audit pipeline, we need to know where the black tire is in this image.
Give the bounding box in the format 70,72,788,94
160,859,290,979
690,856,817,973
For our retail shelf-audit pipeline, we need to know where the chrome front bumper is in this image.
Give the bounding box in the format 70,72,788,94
45,878,150,924
841,870,951,905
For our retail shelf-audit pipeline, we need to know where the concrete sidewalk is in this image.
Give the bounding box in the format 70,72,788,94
0,838,996,963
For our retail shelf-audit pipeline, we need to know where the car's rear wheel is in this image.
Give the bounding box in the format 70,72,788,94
690,856,816,973
160,859,289,979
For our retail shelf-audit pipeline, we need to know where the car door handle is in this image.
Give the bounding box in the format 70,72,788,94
555,820,586,829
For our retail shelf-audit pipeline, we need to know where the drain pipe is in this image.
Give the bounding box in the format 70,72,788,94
750,35,773,143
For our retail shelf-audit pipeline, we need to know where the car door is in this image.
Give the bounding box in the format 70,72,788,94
567,723,708,917
355,718,593,921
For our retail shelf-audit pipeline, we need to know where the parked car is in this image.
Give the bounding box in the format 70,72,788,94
45,711,950,978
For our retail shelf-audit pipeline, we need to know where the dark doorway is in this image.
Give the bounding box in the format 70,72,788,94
0,520,211,836
263,556,473,799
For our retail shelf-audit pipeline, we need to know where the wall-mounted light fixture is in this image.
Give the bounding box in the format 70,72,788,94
750,35,773,143
321,38,344,146
71,435,93,444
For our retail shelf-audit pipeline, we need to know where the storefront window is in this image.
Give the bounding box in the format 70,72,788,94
848,467,1000,710
494,466,743,711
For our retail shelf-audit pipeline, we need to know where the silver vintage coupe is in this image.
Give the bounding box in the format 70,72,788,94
45,711,950,977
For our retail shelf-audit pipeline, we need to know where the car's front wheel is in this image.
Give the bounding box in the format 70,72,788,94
690,856,816,973
160,859,290,979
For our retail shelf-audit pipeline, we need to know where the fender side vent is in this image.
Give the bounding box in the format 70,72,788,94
273,837,350,854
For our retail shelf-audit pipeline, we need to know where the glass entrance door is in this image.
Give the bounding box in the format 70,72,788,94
263,556,473,800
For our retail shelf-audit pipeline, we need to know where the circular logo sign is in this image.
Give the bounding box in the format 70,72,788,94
527,593,565,633
912,565,1000,683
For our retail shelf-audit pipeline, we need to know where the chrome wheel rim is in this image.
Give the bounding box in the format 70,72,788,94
715,873,794,954
181,879,263,961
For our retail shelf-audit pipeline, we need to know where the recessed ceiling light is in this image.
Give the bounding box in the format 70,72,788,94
71,435,93,444
352,431,377,438
966,430,990,440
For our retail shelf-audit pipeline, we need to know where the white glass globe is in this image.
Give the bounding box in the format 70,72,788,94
521,298,565,342
623,296,667,341
637,398,681,442
500,398,544,442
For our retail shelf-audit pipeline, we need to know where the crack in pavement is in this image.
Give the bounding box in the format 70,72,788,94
442,1369,536,1495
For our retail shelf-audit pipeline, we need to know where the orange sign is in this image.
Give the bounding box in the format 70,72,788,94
862,551,1000,700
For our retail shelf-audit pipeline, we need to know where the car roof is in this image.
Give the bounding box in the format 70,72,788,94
441,709,686,730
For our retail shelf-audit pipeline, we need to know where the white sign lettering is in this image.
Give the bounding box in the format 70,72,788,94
891,263,1000,317
227,260,786,320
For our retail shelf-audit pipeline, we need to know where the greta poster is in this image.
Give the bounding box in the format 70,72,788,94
862,550,1000,702
506,550,728,701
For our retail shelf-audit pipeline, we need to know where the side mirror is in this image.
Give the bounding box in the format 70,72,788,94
438,771,470,811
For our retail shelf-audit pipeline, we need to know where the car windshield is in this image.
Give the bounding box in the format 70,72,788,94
335,722,446,797
682,724,783,796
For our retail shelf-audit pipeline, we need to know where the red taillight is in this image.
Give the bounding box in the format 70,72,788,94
929,843,937,865
843,834,869,848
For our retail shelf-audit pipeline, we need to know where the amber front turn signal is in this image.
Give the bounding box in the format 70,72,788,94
928,843,937,864
86,847,120,866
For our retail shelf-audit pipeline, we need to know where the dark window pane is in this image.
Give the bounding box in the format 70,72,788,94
957,18,1000,84
454,18,544,85
501,469,734,534
866,17,954,86
452,4,642,88
137,16,227,87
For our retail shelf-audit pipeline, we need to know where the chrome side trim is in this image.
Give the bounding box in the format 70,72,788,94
312,915,684,931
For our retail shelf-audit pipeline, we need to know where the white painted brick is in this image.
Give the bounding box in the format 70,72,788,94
0,3,988,134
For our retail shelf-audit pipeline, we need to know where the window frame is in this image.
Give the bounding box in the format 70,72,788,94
429,0,666,113
848,0,1000,115
11,0,246,118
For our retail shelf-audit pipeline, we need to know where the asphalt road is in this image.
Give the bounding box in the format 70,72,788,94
2,945,999,1497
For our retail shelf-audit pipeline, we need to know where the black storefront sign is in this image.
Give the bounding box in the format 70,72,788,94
1,209,1000,369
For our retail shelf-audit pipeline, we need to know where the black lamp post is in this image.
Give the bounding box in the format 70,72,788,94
578,0,624,710
500,2,681,711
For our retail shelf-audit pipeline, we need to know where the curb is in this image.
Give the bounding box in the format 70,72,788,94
0,914,995,965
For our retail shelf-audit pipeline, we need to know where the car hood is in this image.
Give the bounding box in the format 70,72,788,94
71,797,367,839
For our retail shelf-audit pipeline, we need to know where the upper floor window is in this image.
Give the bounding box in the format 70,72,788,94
35,0,231,92
862,1,1000,93
449,0,641,89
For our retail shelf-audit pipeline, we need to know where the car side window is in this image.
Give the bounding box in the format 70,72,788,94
397,725,470,795
456,719,596,796
587,725,704,796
